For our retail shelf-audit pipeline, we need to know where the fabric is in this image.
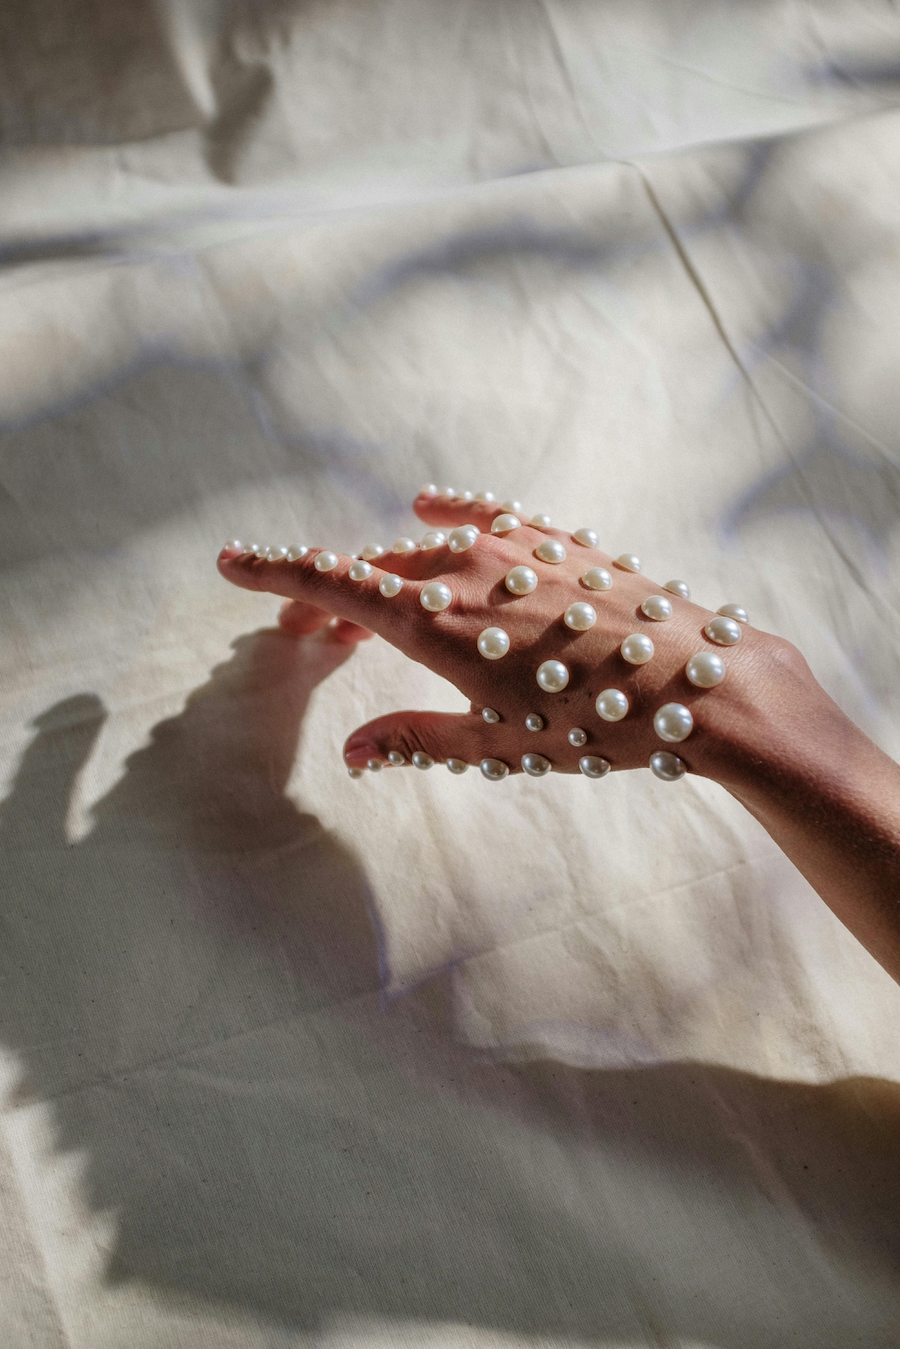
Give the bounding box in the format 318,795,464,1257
3,2,900,1345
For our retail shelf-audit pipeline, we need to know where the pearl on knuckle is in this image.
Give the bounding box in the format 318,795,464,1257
615,554,642,573
663,579,690,599
654,702,694,743
349,559,373,581
640,595,673,622
621,633,654,665
564,601,597,631
287,544,308,561
717,603,749,624
505,565,538,595
482,707,501,723
266,546,288,561
649,751,687,781
420,581,452,611
447,758,469,773
525,713,544,731
379,573,404,597
477,627,510,659
491,513,521,534
529,513,551,527
475,491,496,503
535,538,567,565
421,483,439,497
568,727,587,747
448,525,479,552
392,537,416,555
536,659,569,692
581,567,612,591
420,531,447,550
572,528,598,548
685,651,726,688
704,615,742,646
315,551,339,572
579,756,610,779
521,753,551,777
361,544,386,561
480,758,509,780
596,688,629,721
412,751,435,769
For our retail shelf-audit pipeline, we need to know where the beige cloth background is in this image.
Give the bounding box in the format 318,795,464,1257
3,2,900,1346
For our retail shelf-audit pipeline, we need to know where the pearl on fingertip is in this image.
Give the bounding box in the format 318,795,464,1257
448,525,479,552
315,551,339,572
388,750,406,765
641,595,673,622
392,537,416,554
505,565,538,595
420,530,447,550
422,483,438,497
579,756,610,779
367,759,383,772
521,753,551,777
536,659,569,692
621,633,654,664
348,767,364,778
254,545,267,557
525,713,544,731
225,540,242,552
379,573,404,597
286,544,308,560
573,528,598,548
246,543,260,555
480,758,509,780
361,544,386,561
440,487,456,498
477,627,510,659
412,751,435,769
685,651,726,688
663,579,690,599
266,546,288,561
475,491,496,503
596,688,629,721
447,758,469,774
420,581,452,611
581,567,612,591
564,601,597,631
717,603,749,624
529,514,551,527
568,727,587,747
349,559,373,581
535,538,566,564
704,615,742,646
502,499,523,514
654,702,694,743
461,490,474,502
649,751,687,781
482,707,501,723
491,513,521,534
616,554,642,573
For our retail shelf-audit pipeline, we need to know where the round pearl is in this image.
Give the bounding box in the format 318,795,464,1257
579,756,610,779
564,601,597,631
502,499,523,514
392,537,416,554
529,513,551,527
286,544,308,561
420,530,447,550
568,727,587,747
525,713,544,731
536,659,569,693
388,750,406,765
254,545,267,557
521,753,551,777
717,603,749,624
266,546,288,561
649,751,686,782
379,573,404,597
663,579,690,599
475,491,496,503
621,633,654,664
448,525,479,552
421,483,438,497
477,627,510,659
348,767,364,778
480,758,509,781
461,490,474,502
482,707,501,723
491,513,521,534
640,594,673,622
572,528,598,548
447,758,469,774
685,651,726,688
349,559,372,581
412,751,434,769
505,565,538,595
315,551,339,572
225,539,242,551
654,702,694,743
596,688,629,721
581,567,612,591
440,487,455,498
616,554,642,573
534,538,566,565
361,544,386,561
246,543,260,555
420,581,452,611
704,615,742,646
367,759,383,772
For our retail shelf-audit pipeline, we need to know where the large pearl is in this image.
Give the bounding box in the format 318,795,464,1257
388,750,405,765
525,713,544,731
536,659,569,692
361,544,386,561
581,567,612,591
649,751,686,781
640,595,673,622
491,513,521,534
568,727,587,747
663,579,690,599
349,559,372,581
447,758,469,774
572,528,598,548
475,491,496,503
448,525,479,552
564,601,597,631
704,615,742,646
420,530,447,550
315,551,339,572
521,753,551,777
379,573,404,597
615,554,642,572
685,651,726,687
266,546,288,561
482,707,501,723
420,581,452,611
412,751,434,769
535,538,567,564
505,565,538,595
654,702,693,742
477,627,510,659
502,499,523,514
596,688,628,721
287,544,308,560
621,633,654,664
392,537,416,554
717,603,749,624
579,756,610,779
529,513,552,527
480,758,509,780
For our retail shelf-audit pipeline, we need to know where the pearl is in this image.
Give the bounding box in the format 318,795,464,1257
361,544,386,561
421,483,438,496
246,543,260,555
392,537,416,554
348,767,364,778
534,538,566,564
621,633,654,664
596,688,629,721
502,499,523,514
572,528,598,548
477,627,510,659
475,491,496,503
505,565,538,595
491,513,521,534
685,651,726,688
448,525,479,552
568,727,587,747
579,756,610,779
640,595,673,622
266,546,289,561
388,750,406,765
480,758,509,781
525,713,544,731
254,545,267,557
461,490,474,502
482,707,501,723
521,753,551,777
349,559,373,581
536,659,569,693
379,573,404,597
564,601,597,631
717,603,749,624
412,751,435,769
654,702,694,743
420,530,447,550
704,615,742,646
649,751,686,782
286,544,308,561
367,759,383,772
581,567,612,591
663,579,690,599
315,551,339,572
420,581,452,611
440,487,456,498
616,554,642,573
447,758,469,774
225,540,242,552
529,513,551,527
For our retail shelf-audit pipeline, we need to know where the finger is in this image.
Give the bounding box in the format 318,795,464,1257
277,600,374,644
342,709,489,772
413,487,534,534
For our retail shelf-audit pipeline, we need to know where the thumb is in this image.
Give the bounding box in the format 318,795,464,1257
343,709,490,774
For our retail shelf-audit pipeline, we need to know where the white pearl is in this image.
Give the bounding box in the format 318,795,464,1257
315,551,339,572
225,540,242,552
254,545,267,557
392,537,416,554
420,581,452,611
534,538,566,564
421,483,438,497
621,633,654,664
420,530,447,550
461,490,474,502
564,601,597,631
640,595,673,622
491,513,521,534
286,544,308,561
482,707,501,723
536,659,569,692
685,651,726,688
579,756,610,779
616,554,642,573
448,525,479,552
596,688,628,721
440,487,456,498
502,499,523,514
704,615,742,646
361,544,386,561
477,627,510,659
246,543,260,555
521,753,551,777
412,751,434,769
266,546,288,561
568,727,587,747
717,603,749,624
447,758,469,774
388,750,405,765
480,758,509,780
348,767,364,778
525,713,544,731
529,513,551,527
475,491,496,503
348,559,372,581
654,702,694,743
505,565,538,595
379,573,404,597
572,528,598,548
581,567,612,591
663,579,690,599
367,758,383,772
649,751,686,781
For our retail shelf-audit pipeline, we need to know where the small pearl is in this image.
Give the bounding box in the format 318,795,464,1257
361,544,386,561
421,483,438,497
367,759,383,772
440,487,456,498
491,513,521,534
475,491,496,503
315,551,339,572
536,659,569,692
621,633,654,664
225,540,242,552
579,756,610,779
420,530,447,550
421,581,452,611
717,603,749,624
641,595,673,622
572,528,598,548
568,727,587,747
392,537,416,554
388,750,406,765
348,767,364,779
379,573,404,597
286,544,308,560
616,554,642,573
477,627,510,659
581,567,612,591
349,559,373,581
447,758,469,774
266,546,288,561
654,702,694,743
521,753,551,777
663,579,690,599
529,513,551,527
525,713,544,731
448,525,479,552
649,751,687,782
505,565,538,595
685,651,726,688
246,543,261,555
596,688,629,721
412,751,435,769
480,758,509,781
482,707,501,723
461,490,474,502
534,538,566,564
502,499,523,514
704,615,742,646
564,601,597,631
254,545,267,557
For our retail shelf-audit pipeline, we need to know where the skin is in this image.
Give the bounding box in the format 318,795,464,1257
219,491,900,985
